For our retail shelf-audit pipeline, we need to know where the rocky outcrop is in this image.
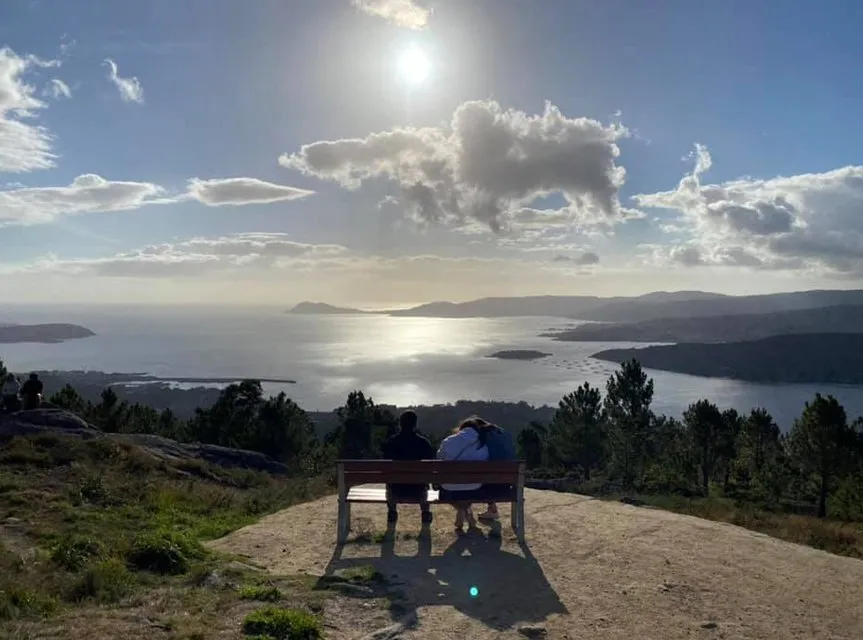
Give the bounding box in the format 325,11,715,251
0,408,288,474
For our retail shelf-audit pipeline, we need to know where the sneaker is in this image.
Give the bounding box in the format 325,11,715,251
421,511,433,524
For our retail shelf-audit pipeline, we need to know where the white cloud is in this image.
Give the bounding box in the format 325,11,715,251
552,251,600,266
186,177,314,206
351,0,430,29
0,175,315,226
281,99,629,234
103,58,144,104
635,145,863,276
0,47,56,173
0,174,164,225
44,78,71,100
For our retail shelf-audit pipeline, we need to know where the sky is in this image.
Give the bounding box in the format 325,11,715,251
1,0,863,307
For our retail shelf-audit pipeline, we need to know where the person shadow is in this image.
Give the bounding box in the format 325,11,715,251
316,520,568,632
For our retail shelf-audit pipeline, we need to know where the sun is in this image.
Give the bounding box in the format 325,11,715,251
397,46,430,85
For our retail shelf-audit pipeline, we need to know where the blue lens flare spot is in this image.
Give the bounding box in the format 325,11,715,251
469,586,479,597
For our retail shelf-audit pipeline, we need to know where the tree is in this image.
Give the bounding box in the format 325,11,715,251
49,384,88,415
548,383,605,478
788,393,855,517
517,422,546,469
0,358,6,381
683,399,725,495
604,359,654,489
329,391,396,459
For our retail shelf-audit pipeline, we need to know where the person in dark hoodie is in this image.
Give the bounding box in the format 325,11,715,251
381,410,435,524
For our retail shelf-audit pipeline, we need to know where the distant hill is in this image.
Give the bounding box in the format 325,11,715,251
289,302,366,315
0,323,94,344
549,304,863,343
592,333,863,384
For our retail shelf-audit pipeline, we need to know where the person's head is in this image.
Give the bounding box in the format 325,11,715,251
398,410,418,432
29,373,38,381
453,415,491,442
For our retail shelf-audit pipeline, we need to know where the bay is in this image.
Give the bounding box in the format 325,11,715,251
2,304,863,428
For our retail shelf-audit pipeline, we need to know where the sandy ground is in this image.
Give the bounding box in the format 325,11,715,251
209,488,863,639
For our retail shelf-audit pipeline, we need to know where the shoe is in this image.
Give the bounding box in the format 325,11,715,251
421,511,433,524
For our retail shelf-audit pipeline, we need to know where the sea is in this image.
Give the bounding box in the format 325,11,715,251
3,303,863,429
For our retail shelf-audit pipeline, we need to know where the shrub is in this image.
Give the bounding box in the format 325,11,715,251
242,606,321,639
238,584,283,602
126,530,206,575
50,536,102,571
0,588,59,621
73,475,112,506
67,558,133,603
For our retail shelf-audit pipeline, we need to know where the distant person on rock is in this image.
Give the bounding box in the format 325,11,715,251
2,374,21,412
381,410,435,525
477,422,517,522
437,416,490,533
20,373,43,410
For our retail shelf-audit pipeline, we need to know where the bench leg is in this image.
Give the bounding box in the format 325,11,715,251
516,498,526,544
510,501,519,534
337,498,350,544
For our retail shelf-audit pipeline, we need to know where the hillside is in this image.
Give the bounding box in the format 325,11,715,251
289,302,366,315
549,304,863,343
210,489,863,639
0,323,94,344
291,289,863,321
593,333,863,384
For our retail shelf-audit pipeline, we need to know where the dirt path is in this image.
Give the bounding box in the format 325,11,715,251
209,489,863,639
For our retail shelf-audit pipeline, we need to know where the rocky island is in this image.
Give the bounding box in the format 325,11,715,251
0,323,95,344
487,349,552,361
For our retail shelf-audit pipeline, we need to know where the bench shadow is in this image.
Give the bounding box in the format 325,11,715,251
316,521,568,632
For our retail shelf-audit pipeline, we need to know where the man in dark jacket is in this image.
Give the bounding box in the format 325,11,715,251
20,373,43,410
381,410,434,524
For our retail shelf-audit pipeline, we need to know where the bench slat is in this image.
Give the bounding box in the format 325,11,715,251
344,472,519,486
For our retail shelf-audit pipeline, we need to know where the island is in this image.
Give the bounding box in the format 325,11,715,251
545,304,863,343
486,350,552,361
288,302,366,315
592,333,863,384
0,323,95,344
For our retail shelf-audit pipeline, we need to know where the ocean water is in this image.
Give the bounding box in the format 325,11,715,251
3,304,863,428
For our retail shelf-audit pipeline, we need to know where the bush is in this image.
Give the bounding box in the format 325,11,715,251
238,584,284,601
67,558,133,603
50,536,102,571
126,530,207,575
242,606,322,639
0,588,59,621
72,475,113,506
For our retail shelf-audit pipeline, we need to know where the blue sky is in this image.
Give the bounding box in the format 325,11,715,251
1,0,863,306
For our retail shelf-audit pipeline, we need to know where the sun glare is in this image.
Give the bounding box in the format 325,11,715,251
398,46,430,85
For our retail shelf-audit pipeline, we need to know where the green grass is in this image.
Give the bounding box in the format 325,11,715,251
242,606,322,639
238,584,284,602
0,434,330,627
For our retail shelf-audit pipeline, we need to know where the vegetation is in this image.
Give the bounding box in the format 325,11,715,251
242,606,322,639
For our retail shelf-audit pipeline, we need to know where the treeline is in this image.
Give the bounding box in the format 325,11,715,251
518,360,863,521
4,358,862,521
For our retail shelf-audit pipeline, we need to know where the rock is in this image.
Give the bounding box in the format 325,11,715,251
518,625,548,639
359,612,418,639
701,621,719,630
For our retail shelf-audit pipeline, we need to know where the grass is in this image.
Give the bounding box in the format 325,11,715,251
242,606,322,639
0,433,331,633
238,584,284,602
608,492,863,559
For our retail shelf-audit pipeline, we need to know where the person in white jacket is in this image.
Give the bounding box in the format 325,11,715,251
2,374,21,412
437,417,489,532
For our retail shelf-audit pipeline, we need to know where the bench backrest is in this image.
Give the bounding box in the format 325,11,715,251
337,459,525,490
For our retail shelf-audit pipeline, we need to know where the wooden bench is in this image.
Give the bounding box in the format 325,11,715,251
336,459,526,544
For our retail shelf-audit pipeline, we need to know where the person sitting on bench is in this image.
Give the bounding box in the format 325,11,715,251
381,410,435,525
436,417,490,533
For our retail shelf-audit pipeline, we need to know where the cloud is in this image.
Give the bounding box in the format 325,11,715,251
552,251,600,266
0,47,56,173
103,58,144,104
635,145,863,276
0,174,164,225
281,99,629,234
0,174,315,226
44,78,71,100
351,0,430,29
186,178,314,206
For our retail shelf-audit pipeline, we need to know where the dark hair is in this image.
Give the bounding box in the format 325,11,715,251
29,373,38,380
399,410,418,431
454,415,491,447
